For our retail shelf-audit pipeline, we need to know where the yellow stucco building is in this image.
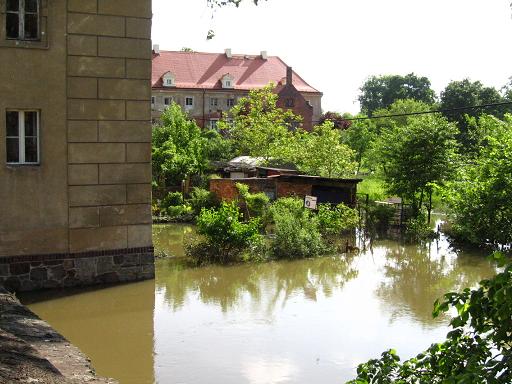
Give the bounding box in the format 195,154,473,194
0,0,154,291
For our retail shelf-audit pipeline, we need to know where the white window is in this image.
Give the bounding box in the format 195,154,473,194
164,97,172,106
6,110,39,164
6,0,40,40
221,74,234,89
209,119,219,129
210,97,218,107
151,96,155,106
185,97,194,108
227,98,235,107
162,72,175,87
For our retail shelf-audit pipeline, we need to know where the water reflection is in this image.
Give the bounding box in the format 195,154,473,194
21,224,498,384
153,223,195,257
375,236,496,326
156,255,358,314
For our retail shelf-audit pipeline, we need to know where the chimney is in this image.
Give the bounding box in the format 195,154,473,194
153,44,160,55
225,48,232,58
260,50,267,60
286,66,293,86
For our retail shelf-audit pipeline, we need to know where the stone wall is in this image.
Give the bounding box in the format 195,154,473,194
0,247,154,292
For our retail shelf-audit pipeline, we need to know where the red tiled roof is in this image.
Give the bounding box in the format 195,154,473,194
152,51,321,94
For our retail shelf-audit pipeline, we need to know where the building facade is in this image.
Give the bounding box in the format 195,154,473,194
0,0,154,291
151,49,323,131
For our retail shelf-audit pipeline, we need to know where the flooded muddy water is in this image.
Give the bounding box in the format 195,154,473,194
22,223,496,383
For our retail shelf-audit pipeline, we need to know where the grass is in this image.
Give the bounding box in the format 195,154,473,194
358,176,387,201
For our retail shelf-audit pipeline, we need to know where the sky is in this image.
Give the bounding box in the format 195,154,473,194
151,0,512,114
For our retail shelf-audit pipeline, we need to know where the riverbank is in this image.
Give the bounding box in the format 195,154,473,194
0,287,115,384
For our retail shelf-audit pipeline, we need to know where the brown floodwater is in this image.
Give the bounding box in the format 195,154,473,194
21,222,497,384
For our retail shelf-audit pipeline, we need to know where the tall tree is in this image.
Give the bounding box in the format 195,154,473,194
440,79,505,148
318,111,352,130
375,114,459,215
445,115,512,248
152,103,209,189
218,84,300,161
358,73,436,115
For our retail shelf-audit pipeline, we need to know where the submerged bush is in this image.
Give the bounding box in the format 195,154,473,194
404,212,437,242
188,187,218,216
268,198,325,259
317,203,359,236
236,183,270,219
187,202,263,264
161,191,184,210
365,203,396,231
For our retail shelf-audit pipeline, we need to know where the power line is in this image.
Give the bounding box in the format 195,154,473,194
330,101,512,122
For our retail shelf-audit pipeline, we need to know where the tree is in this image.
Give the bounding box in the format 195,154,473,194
375,114,459,216
152,103,209,189
318,111,352,130
445,115,512,248
218,84,300,161
348,253,512,384
440,79,506,149
280,121,357,178
341,117,377,173
358,73,436,115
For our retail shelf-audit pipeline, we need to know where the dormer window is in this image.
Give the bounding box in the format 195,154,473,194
162,72,176,87
6,0,40,40
221,74,234,89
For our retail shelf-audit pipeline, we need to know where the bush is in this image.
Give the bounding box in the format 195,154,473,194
404,212,437,242
236,183,270,219
365,203,396,231
187,187,218,216
268,198,325,259
187,202,263,264
161,191,183,210
317,203,359,236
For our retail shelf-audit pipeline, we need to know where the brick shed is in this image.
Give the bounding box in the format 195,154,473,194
210,175,362,207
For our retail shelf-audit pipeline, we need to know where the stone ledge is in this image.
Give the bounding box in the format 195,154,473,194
0,288,116,383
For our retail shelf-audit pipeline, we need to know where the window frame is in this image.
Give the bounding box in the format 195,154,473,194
209,118,219,130
227,98,235,107
164,96,173,106
6,109,40,165
5,0,40,41
185,96,194,108
210,97,218,107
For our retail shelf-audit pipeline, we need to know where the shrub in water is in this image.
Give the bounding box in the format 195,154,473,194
161,191,183,210
236,183,270,219
317,203,359,236
188,187,218,216
188,202,263,264
268,197,325,259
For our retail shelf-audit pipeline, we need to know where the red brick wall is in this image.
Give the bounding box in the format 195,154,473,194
276,181,312,199
209,178,277,201
277,84,314,131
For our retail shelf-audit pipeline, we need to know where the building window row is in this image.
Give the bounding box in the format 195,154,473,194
6,110,39,165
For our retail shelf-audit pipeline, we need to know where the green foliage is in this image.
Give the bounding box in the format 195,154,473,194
445,115,512,248
358,73,436,115
268,198,325,259
201,128,236,162
375,113,459,215
365,203,396,232
189,202,263,264
152,103,209,188
357,177,387,201
219,84,300,160
348,254,512,384
440,78,508,149
161,192,183,209
235,183,270,219
317,203,359,236
404,212,437,242
276,121,357,178
341,117,377,172
187,187,218,216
